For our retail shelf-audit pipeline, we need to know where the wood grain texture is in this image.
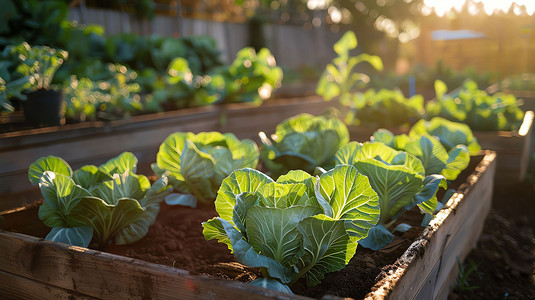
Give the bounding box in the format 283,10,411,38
0,231,312,300
365,151,496,300
0,270,97,300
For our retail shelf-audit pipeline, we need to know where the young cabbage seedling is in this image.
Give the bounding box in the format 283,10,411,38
28,152,171,248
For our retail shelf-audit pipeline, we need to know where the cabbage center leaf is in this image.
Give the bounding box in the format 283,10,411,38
215,168,274,224
67,196,145,247
246,206,319,270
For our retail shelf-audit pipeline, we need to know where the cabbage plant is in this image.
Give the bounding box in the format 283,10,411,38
316,31,383,103
372,129,470,181
213,47,283,105
426,80,524,131
335,142,446,250
203,166,380,293
409,117,481,155
259,113,349,178
342,88,424,129
152,132,259,206
28,152,171,248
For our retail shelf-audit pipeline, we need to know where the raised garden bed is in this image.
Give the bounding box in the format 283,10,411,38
0,151,496,299
486,82,535,112
473,110,534,184
345,108,532,186
0,96,333,211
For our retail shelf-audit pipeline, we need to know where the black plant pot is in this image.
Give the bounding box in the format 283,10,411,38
22,89,65,127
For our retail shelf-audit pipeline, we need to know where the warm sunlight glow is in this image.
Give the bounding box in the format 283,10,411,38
424,0,535,16
519,111,534,136
307,0,329,10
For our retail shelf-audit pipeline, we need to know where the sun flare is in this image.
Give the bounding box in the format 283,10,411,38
423,0,535,16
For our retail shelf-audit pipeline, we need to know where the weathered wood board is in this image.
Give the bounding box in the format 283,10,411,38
0,152,496,300
0,231,313,300
366,151,496,300
474,111,533,184
0,96,333,210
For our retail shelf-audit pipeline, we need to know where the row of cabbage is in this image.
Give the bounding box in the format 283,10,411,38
317,31,525,132
28,112,480,294
1,1,282,121
1,42,281,121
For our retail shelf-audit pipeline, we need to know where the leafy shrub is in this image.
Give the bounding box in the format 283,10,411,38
0,42,68,112
63,76,98,122
63,64,142,121
28,152,171,248
3,42,68,91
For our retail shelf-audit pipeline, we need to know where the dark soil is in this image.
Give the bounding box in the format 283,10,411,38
105,202,261,283
449,182,535,300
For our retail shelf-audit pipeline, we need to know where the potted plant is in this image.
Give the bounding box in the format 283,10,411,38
5,42,69,127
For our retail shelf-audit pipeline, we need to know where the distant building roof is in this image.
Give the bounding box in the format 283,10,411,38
432,30,487,41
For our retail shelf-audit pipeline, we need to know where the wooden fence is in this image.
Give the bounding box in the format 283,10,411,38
414,13,535,77
68,7,342,69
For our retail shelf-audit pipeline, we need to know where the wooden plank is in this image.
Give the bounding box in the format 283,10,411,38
365,151,496,300
1,97,328,153
0,270,97,300
433,181,492,299
0,97,334,207
411,159,493,300
0,116,220,196
473,110,533,183
0,231,312,300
